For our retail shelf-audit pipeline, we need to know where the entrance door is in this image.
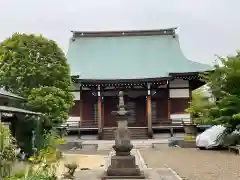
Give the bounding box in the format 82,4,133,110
126,101,136,126
103,97,117,127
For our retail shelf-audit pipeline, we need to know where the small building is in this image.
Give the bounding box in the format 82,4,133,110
67,28,212,139
0,88,41,124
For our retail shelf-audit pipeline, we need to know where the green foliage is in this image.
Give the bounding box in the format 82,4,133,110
10,116,39,155
0,33,74,126
5,168,58,180
0,33,72,94
0,33,74,154
221,133,240,147
0,123,18,178
183,135,196,141
29,130,63,164
186,88,214,124
21,172,57,180
27,87,74,126
202,52,240,133
4,131,64,180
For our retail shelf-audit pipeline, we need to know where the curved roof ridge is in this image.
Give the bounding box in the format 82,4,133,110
71,27,177,33
71,27,178,38
170,34,212,72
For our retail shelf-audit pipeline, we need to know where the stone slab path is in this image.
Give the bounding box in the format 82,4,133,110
60,139,182,179
74,168,182,180
73,148,182,180
62,139,169,151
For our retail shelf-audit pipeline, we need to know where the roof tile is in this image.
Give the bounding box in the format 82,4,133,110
67,33,212,80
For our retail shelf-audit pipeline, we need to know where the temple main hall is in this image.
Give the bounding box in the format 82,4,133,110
66,28,211,139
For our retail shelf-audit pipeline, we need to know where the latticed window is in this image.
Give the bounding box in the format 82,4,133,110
92,103,98,122
151,101,157,122
127,101,136,123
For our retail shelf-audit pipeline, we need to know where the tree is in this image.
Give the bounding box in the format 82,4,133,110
203,52,240,133
27,86,73,126
186,87,214,124
0,33,74,126
0,33,71,93
0,33,74,154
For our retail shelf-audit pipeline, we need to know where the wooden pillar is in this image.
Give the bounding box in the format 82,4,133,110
167,82,173,136
97,86,102,139
101,97,104,128
189,85,193,123
167,98,171,120
167,83,171,120
79,85,83,138
147,83,153,138
79,86,84,123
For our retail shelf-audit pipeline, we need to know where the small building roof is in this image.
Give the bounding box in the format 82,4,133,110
0,88,25,100
0,105,41,115
67,28,212,80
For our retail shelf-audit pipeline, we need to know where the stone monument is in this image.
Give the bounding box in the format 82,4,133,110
103,91,145,179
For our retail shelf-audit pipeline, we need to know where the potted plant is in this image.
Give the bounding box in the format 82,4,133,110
182,120,198,137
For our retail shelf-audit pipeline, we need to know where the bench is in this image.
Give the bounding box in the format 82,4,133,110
228,145,240,155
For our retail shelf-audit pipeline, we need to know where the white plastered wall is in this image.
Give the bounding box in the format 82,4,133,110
71,92,80,100
169,79,191,123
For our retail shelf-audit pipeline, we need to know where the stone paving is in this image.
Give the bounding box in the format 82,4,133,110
74,168,182,180
141,148,240,180
63,138,169,150
72,148,182,180
66,133,185,142
60,138,182,179
59,139,170,154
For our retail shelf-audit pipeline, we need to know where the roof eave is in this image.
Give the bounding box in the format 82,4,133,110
71,27,178,38
169,70,213,77
72,77,172,84
0,106,41,115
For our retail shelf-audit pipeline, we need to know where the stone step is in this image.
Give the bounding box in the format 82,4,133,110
102,136,148,140
102,128,149,140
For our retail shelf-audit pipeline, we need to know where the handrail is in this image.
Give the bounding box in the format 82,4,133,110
152,118,191,126
80,120,98,128
60,119,98,129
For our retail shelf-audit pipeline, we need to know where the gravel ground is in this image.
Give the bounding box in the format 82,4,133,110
140,148,240,180
57,150,108,177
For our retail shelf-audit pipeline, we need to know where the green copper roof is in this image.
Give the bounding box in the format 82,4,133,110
67,33,212,80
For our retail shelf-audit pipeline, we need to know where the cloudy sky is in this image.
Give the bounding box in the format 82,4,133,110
0,0,239,65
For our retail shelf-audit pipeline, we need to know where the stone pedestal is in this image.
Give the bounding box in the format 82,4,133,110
103,127,145,179
106,155,142,177
102,91,145,179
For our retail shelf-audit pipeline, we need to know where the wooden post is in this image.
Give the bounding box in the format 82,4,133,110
189,86,193,124
168,98,171,120
97,86,102,139
167,82,173,136
79,85,83,138
79,86,83,121
101,96,104,128
167,82,171,120
147,83,152,138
